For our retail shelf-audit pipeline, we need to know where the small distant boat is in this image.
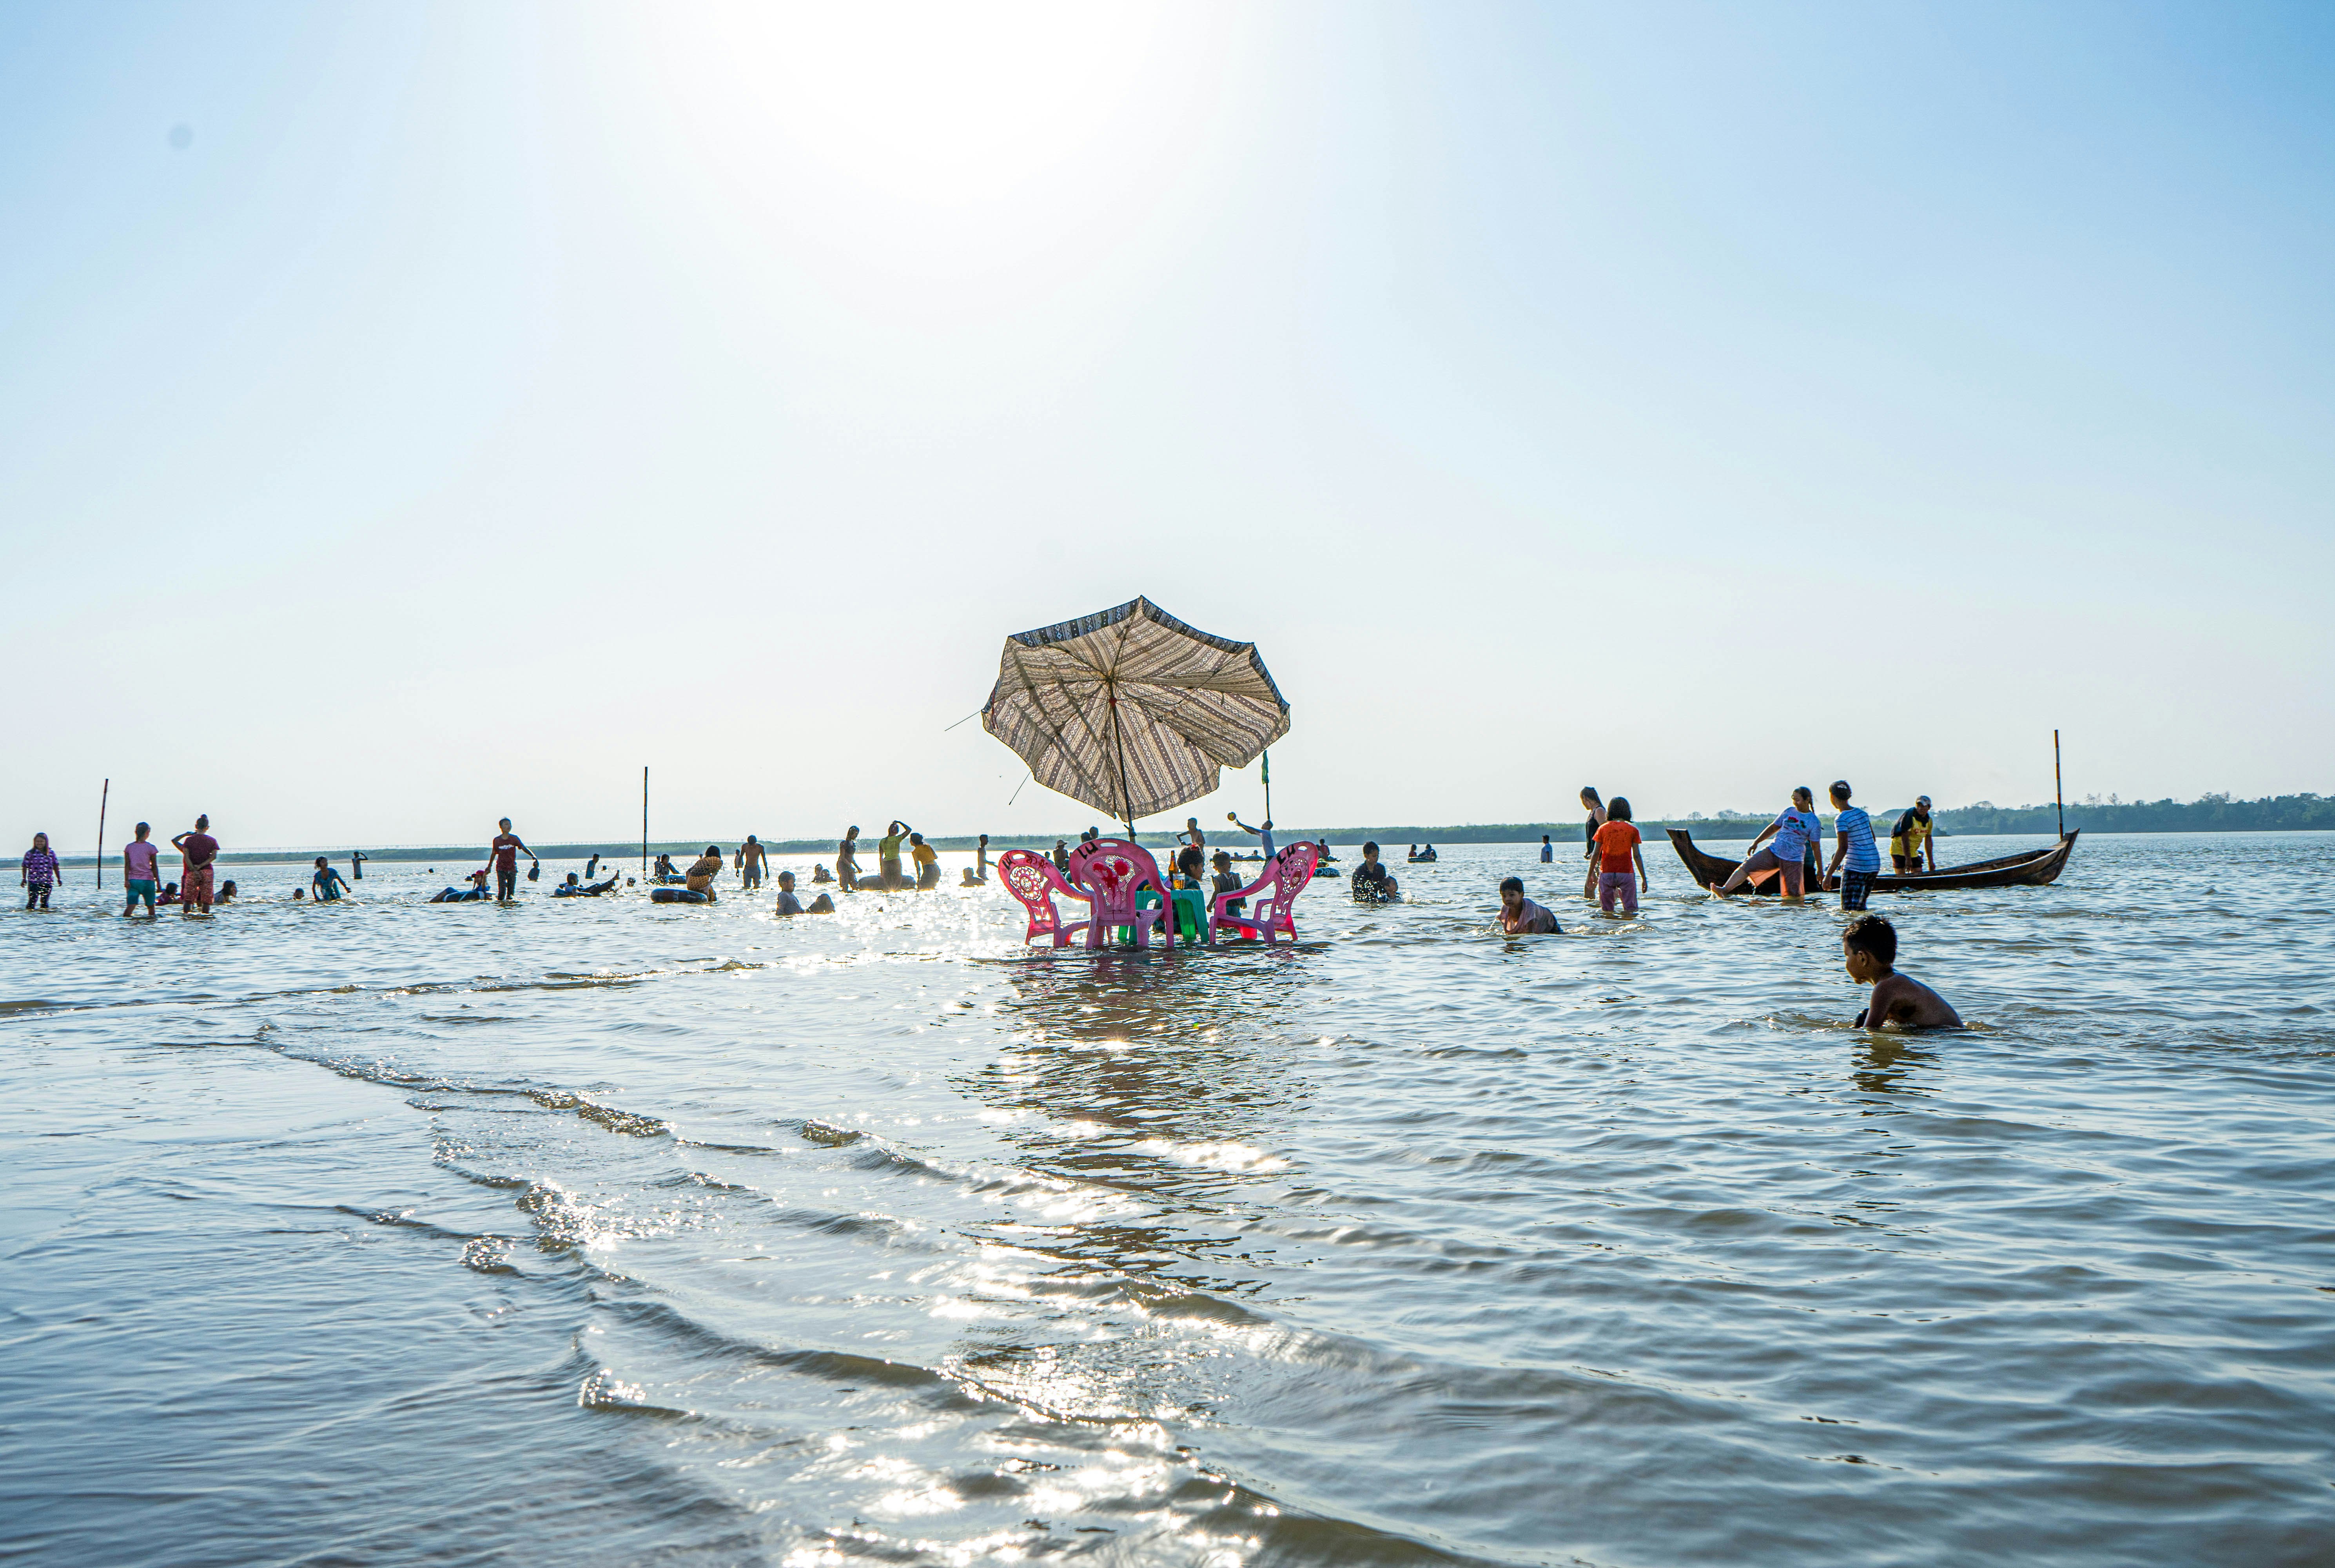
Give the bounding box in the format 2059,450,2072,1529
1669,828,2078,893
1406,851,1438,864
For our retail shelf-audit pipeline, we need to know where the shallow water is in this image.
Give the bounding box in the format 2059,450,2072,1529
4,834,2331,1566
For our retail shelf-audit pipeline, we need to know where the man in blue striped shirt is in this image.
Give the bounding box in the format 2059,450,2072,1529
1825,780,1882,911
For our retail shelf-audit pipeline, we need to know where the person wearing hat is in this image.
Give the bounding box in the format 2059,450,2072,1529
1889,797,1938,874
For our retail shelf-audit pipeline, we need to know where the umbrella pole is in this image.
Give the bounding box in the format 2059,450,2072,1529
1108,688,1136,840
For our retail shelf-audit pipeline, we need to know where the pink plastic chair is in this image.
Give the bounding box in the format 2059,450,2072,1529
1207,840,1319,946
996,849,1092,948
1066,838,1174,949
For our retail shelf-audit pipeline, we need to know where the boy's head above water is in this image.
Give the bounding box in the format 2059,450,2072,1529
778,871,796,890
1842,914,1897,979
1499,875,1525,911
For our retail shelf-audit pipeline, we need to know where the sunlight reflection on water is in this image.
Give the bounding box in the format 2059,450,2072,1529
4,835,2333,1565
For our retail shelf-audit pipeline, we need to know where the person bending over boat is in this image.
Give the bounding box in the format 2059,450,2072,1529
911,833,939,889
1498,877,1560,934
1350,843,1400,902
1843,915,1960,1029
685,847,723,899
1710,788,1823,901
1889,797,1937,874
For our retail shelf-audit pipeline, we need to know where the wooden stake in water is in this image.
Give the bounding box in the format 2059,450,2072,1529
2054,730,2065,841
642,765,649,881
94,778,109,888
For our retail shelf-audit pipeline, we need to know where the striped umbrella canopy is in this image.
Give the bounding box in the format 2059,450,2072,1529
982,597,1290,831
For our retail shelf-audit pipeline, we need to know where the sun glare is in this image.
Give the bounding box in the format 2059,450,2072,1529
640,2,1199,210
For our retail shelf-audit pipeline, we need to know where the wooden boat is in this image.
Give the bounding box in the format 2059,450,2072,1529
1668,828,2078,894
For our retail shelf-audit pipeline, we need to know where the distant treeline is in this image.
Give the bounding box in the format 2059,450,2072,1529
15,794,2330,867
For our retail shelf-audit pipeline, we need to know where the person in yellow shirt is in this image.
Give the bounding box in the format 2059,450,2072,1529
1889,797,1936,874
876,821,911,889
910,832,940,890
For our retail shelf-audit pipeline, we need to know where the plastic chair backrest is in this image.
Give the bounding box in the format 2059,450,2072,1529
1214,840,1317,940
1067,838,1173,944
997,849,1089,944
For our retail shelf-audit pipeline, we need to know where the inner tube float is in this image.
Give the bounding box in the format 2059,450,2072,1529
1310,866,1341,877
650,887,711,904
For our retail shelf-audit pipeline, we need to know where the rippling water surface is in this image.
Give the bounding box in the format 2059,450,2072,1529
5,834,2332,1566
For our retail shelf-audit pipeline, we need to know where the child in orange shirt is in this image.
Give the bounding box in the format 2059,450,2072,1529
1592,797,1649,915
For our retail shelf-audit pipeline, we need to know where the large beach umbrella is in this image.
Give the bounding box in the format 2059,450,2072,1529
983,596,1290,833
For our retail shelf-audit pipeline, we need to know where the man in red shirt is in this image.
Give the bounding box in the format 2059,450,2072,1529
171,815,221,918
488,818,536,902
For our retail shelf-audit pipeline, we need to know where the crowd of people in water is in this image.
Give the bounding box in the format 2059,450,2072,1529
16,785,1962,1028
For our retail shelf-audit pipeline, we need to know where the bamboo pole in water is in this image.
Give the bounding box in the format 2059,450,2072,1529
642,766,649,881
2054,730,2065,841
94,779,109,888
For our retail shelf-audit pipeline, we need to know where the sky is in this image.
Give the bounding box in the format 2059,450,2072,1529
4,1,2331,850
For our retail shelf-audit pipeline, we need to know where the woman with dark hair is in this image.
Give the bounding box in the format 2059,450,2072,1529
1579,788,1606,900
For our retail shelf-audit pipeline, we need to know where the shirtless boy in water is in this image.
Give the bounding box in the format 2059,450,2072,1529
1842,915,1961,1029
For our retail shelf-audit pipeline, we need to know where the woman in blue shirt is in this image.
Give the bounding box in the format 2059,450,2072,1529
1824,780,1881,910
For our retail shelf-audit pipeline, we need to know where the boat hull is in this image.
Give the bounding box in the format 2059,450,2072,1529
1669,829,2077,894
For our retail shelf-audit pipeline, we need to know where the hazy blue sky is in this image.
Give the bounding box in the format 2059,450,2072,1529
5,2,2330,849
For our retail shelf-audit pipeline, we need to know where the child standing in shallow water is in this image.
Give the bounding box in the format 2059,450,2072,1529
1592,798,1649,915
21,833,60,909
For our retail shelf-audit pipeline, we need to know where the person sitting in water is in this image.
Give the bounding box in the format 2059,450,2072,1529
1175,841,1205,889
292,887,307,901
431,869,493,903
774,869,806,916
216,880,238,904
911,832,940,890
553,871,619,897
960,864,984,887
811,863,834,884
1497,876,1560,934
159,881,182,905
1842,914,1961,1029
312,857,349,902
1051,840,1071,871
1350,842,1400,902
685,846,723,898
653,853,680,883
1210,851,1248,918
